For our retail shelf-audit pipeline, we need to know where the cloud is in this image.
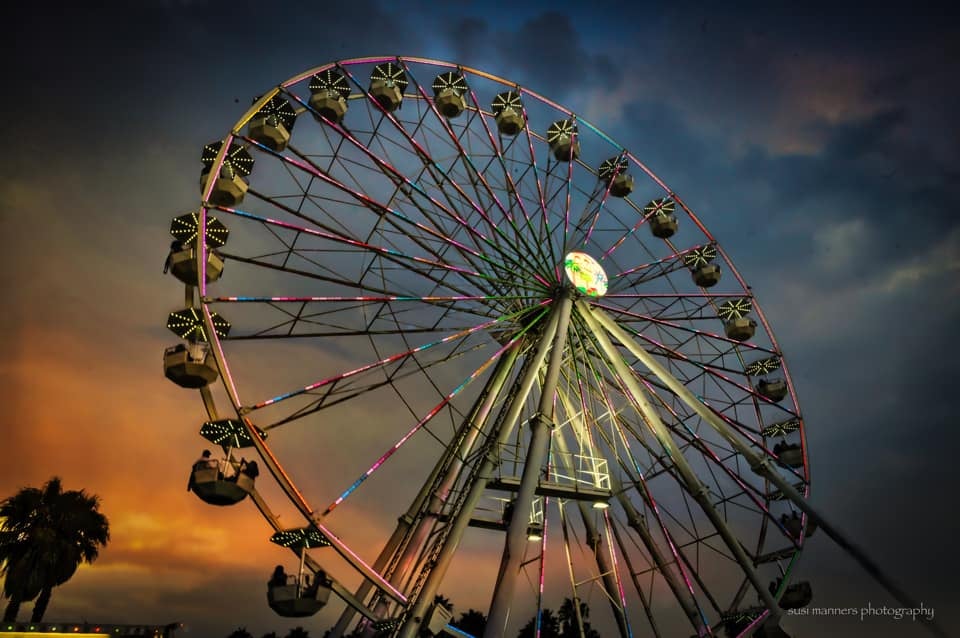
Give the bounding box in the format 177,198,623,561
443,11,620,98
4,4,960,637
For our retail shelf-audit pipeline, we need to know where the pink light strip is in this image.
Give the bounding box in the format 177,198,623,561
221,206,483,279
215,294,517,303
251,305,543,410
609,415,708,625
400,65,553,287
603,510,633,638
321,315,542,516
309,69,551,290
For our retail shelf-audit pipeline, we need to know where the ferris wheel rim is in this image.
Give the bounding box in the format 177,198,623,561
180,55,811,637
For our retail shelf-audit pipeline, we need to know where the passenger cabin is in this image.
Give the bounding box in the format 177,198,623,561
309,69,351,124
492,91,525,136
267,572,332,618
248,115,290,152
598,157,634,198
267,528,333,618
645,199,678,238
723,317,757,341
164,343,218,388
774,442,804,468
369,63,407,112
310,89,348,123
189,461,254,506
433,72,467,118
435,88,465,118
780,510,815,538
692,263,721,287
650,213,678,238
167,243,224,285
758,378,788,402
547,119,579,161
779,581,813,610
201,164,248,207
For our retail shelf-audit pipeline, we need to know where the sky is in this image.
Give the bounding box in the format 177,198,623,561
2,2,959,637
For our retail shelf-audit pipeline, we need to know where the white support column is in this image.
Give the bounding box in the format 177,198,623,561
553,393,629,638
557,371,707,634
585,303,944,633
396,299,566,638
484,292,574,638
578,303,783,622
331,347,521,638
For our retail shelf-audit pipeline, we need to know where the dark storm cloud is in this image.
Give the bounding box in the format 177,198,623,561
5,2,960,636
445,10,620,95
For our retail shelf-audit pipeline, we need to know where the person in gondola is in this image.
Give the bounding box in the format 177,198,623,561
269,565,287,587
194,449,217,471
240,459,260,479
188,449,217,491
163,239,185,274
305,568,328,596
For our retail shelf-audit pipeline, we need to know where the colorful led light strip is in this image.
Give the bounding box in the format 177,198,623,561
252,303,544,410
322,303,549,515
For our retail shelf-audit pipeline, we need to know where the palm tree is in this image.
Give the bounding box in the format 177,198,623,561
0,477,110,622
558,598,599,638
517,608,560,638
452,609,487,636
517,599,598,638
284,628,310,638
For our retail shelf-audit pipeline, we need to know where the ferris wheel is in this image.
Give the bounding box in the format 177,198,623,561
161,56,926,638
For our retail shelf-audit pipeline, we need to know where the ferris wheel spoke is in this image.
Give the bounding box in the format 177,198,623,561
640,383,797,548
260,338,495,439
569,310,780,436
462,87,550,262
215,204,546,300
321,315,546,517
614,326,798,420
257,140,532,296
561,325,716,632
576,153,626,250
244,302,548,413
608,245,719,292
322,68,555,288
587,304,821,508
211,297,507,339
583,309,796,462
595,301,778,356
241,153,511,301
398,63,557,283
514,99,562,282
212,294,521,332
292,125,527,294
577,304,784,622
608,515,668,638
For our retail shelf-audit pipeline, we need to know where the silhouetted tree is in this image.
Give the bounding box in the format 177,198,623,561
517,608,560,638
452,609,487,636
558,598,600,638
285,627,310,638
434,593,453,611
261,633,279,638
0,477,110,622
516,599,599,638
226,628,254,638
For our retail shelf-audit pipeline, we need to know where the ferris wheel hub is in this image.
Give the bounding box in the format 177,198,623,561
563,251,608,297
